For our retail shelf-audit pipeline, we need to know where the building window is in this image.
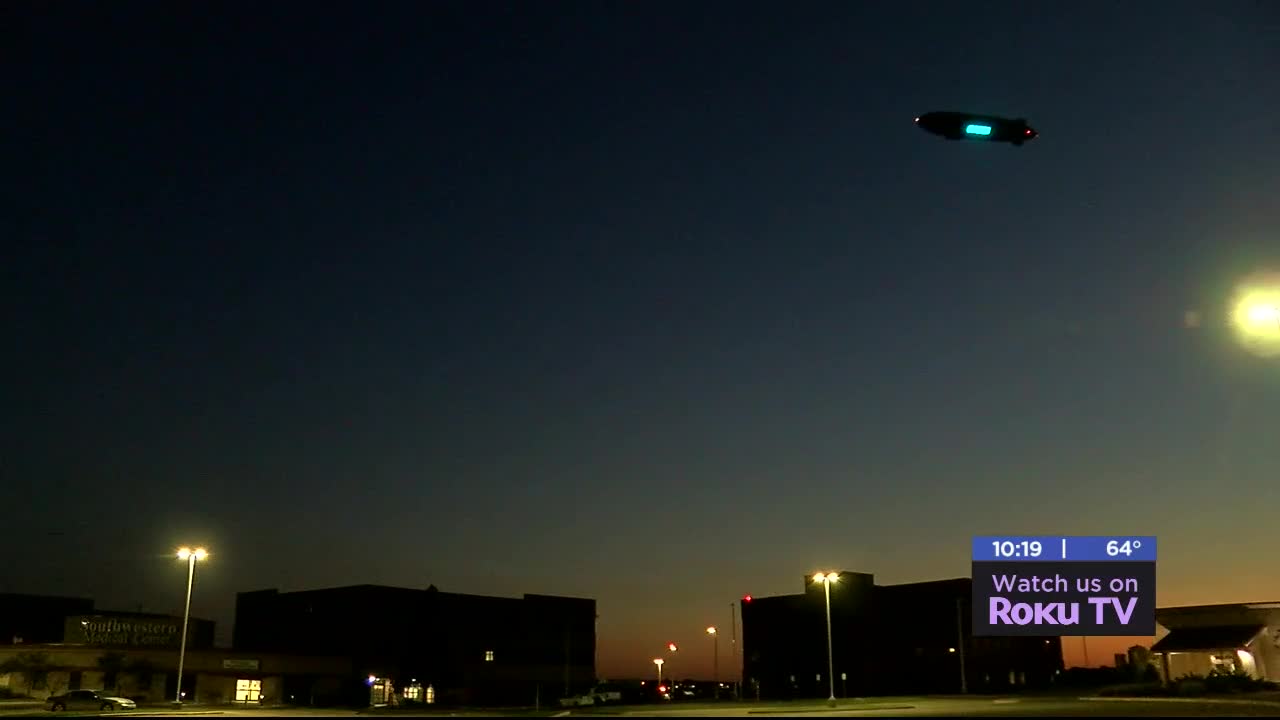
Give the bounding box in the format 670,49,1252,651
404,683,422,701
484,650,495,662
369,678,392,706
1209,654,1237,673
235,679,262,704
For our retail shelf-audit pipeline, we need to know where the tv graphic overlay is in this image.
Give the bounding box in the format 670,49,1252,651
971,536,1156,636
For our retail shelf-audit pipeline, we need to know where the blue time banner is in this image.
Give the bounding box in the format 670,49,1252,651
972,536,1157,562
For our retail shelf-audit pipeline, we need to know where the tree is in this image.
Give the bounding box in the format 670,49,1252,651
123,657,158,695
0,652,55,695
96,652,127,693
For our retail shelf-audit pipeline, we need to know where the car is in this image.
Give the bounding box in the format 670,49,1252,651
47,689,137,712
557,692,595,707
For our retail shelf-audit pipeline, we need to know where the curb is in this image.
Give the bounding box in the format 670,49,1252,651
127,707,225,712
748,706,916,715
1079,696,1280,706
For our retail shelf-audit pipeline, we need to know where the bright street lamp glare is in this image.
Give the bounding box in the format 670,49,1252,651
193,548,208,560
706,626,717,635
1248,305,1278,323
1229,272,1280,358
653,658,663,666
177,547,191,559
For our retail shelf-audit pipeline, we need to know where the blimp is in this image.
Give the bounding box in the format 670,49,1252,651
915,111,1038,146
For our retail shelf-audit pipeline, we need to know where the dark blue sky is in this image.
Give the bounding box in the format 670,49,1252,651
5,0,1278,675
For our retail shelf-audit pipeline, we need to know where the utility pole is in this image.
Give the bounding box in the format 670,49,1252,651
955,597,968,694
563,625,572,698
731,601,740,700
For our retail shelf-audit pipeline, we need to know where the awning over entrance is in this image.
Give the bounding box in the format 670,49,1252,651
1151,625,1264,653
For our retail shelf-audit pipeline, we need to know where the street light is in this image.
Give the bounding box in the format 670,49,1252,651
666,642,678,689
813,572,838,706
653,658,664,686
706,627,718,697
175,547,208,704
1230,274,1280,358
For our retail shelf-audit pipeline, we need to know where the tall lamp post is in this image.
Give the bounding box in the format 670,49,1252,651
175,547,208,704
812,573,838,706
706,627,719,698
653,658,664,686
666,642,678,689
954,597,968,694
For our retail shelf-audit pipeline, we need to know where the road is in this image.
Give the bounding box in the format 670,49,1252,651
4,697,1280,717
611,697,1280,717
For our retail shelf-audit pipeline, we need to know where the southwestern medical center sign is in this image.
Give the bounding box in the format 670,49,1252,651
971,536,1157,636
63,614,214,649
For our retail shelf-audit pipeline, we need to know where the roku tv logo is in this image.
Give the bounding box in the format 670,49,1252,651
970,536,1157,637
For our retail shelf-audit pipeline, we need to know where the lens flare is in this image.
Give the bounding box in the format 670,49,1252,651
1229,271,1280,358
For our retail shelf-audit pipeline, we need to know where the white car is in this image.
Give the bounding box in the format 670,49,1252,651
592,686,623,704
558,693,595,707
48,689,137,712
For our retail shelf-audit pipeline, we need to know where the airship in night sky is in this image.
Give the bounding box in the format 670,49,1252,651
915,111,1039,146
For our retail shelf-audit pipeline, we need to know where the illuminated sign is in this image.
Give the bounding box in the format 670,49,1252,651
65,615,181,648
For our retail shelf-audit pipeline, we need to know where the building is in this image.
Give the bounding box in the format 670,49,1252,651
741,572,1064,698
0,597,350,706
0,593,95,645
0,644,351,705
233,584,597,706
1150,601,1280,683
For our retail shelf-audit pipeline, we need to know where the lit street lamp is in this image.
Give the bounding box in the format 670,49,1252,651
666,642,678,689
653,657,664,686
175,547,208,704
1229,274,1280,358
813,572,838,706
706,627,718,697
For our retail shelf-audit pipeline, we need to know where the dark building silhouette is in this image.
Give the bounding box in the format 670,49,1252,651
0,593,94,645
0,594,215,651
233,584,596,706
741,573,1064,698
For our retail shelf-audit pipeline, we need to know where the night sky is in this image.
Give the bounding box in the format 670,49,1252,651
5,1,1279,679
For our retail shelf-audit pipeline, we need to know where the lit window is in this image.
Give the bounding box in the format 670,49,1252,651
484,650,495,662
1209,654,1237,672
235,679,262,704
403,683,422,701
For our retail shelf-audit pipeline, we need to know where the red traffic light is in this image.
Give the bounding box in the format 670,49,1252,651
743,595,753,602
658,685,667,693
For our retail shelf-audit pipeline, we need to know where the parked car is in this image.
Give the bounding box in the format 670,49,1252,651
591,684,624,704
47,689,137,712
557,693,595,707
